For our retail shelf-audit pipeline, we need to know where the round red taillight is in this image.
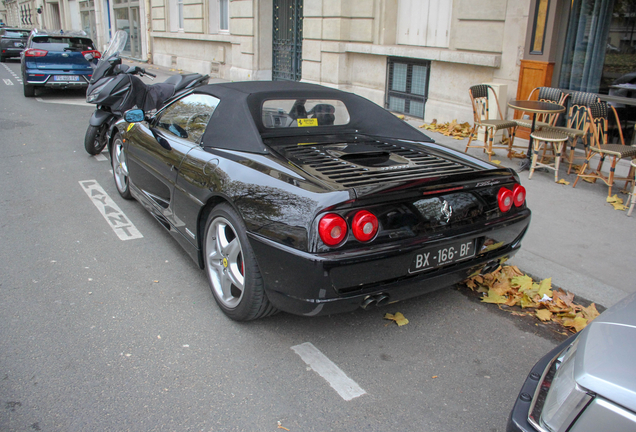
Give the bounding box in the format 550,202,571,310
497,188,514,212
351,210,379,242
318,213,347,246
512,184,526,207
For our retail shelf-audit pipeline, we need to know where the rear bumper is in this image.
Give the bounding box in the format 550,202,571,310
24,71,90,88
249,209,531,316
1,47,24,57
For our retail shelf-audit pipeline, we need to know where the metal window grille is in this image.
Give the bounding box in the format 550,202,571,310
385,58,431,119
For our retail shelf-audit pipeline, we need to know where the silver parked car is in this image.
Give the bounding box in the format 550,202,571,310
508,292,636,432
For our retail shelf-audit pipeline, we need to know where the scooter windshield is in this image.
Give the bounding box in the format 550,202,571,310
102,30,128,61
90,30,128,83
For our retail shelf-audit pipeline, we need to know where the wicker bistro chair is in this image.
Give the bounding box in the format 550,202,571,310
628,160,636,217
573,102,636,197
528,130,569,182
465,84,519,161
515,87,568,131
544,91,600,174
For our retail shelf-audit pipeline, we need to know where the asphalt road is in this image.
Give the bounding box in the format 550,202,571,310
0,59,559,432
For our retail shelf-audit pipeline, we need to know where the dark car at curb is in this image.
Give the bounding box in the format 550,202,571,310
109,81,531,321
507,291,636,432
0,27,30,62
20,29,99,97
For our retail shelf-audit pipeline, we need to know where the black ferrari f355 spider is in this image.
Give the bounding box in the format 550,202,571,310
110,81,530,321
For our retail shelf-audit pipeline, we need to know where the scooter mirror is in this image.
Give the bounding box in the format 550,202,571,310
124,109,145,123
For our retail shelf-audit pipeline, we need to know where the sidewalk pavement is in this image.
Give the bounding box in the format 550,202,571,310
123,58,634,308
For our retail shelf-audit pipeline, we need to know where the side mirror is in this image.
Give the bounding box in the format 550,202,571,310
124,109,145,123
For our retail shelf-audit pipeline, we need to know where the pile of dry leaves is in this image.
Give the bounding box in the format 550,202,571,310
463,265,599,333
419,119,473,140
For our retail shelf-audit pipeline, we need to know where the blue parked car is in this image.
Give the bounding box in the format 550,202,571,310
21,29,100,97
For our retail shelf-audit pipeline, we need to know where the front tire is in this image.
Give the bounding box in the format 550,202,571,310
203,204,277,321
23,84,35,97
85,124,107,155
111,133,132,199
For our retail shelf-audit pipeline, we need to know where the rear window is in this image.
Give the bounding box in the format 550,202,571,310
31,37,95,52
4,30,30,38
262,99,350,128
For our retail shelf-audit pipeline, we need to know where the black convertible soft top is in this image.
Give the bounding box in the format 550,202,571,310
195,81,433,154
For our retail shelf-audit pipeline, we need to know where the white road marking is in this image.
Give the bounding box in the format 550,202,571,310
79,180,143,241
3,79,13,85
36,97,92,106
291,342,366,401
1,64,22,83
94,153,107,162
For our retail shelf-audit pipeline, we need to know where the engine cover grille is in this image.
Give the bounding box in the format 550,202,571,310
279,141,478,187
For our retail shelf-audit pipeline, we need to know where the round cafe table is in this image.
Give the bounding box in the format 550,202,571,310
508,100,566,171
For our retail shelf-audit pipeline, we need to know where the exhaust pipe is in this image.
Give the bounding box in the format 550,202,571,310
360,293,390,309
480,260,501,275
375,294,390,307
360,296,376,309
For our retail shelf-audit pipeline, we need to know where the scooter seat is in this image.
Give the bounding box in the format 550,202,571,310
164,73,204,92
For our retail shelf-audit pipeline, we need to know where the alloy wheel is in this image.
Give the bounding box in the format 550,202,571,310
205,217,245,309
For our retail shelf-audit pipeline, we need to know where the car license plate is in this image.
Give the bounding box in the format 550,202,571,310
408,240,476,273
53,75,79,82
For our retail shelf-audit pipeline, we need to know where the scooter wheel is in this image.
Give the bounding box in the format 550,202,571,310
84,124,108,155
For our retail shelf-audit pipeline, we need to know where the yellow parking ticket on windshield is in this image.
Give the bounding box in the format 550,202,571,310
297,118,318,127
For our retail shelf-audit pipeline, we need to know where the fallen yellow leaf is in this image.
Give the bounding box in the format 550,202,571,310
536,309,553,321
384,312,409,326
557,179,570,185
491,160,502,165
481,289,508,304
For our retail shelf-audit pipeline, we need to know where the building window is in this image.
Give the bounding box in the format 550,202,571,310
396,0,452,48
177,0,184,29
219,0,228,31
385,58,430,119
169,0,184,31
209,0,229,34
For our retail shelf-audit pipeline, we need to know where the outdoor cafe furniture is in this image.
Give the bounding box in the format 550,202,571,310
528,130,569,182
572,102,636,197
508,99,566,171
628,160,636,217
514,87,568,131
465,84,520,161
543,91,600,174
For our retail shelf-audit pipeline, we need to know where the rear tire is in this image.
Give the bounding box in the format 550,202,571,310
23,84,35,97
0,56,5,63
203,204,278,321
84,124,107,155
111,133,132,200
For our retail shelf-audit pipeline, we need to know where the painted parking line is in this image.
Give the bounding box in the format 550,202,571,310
36,97,92,106
1,64,22,83
3,79,13,85
79,180,143,241
291,342,366,401
94,153,108,162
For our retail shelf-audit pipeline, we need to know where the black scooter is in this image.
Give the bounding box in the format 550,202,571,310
84,31,209,155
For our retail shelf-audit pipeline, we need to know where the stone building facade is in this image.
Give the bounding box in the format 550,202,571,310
147,0,531,124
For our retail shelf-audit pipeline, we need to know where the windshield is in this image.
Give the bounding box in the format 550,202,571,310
90,30,128,83
101,30,127,61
